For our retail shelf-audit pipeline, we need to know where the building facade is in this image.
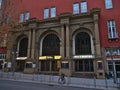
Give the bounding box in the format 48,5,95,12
1,0,120,78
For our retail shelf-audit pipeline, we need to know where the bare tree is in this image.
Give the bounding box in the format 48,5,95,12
0,0,22,49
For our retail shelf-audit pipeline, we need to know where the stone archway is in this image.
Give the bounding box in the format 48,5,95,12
75,32,91,55
18,37,28,57
42,34,60,56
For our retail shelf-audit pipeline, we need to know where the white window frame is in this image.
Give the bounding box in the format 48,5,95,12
50,7,56,18
73,3,79,14
0,0,2,9
105,0,113,9
118,49,120,55
25,12,30,20
81,1,87,13
107,20,118,39
19,13,24,23
44,8,49,19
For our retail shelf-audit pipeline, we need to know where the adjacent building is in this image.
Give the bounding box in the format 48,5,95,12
1,0,120,78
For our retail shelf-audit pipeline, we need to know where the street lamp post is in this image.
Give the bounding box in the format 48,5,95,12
35,42,39,73
110,48,117,83
12,50,18,76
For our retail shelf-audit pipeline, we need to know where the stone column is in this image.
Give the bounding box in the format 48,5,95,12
66,24,70,57
31,29,35,59
94,13,104,78
94,14,101,56
27,30,31,58
60,24,65,57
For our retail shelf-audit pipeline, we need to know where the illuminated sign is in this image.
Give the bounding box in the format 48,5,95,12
39,56,46,60
39,56,62,60
47,56,53,59
16,57,27,60
54,56,61,59
73,55,95,59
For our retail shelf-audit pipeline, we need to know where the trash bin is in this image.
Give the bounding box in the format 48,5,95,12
117,72,120,78
117,72,120,88
117,78,120,88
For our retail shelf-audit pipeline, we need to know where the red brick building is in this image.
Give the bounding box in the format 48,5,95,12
1,0,120,78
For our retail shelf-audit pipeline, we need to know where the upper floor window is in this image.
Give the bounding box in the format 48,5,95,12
73,3,79,14
25,12,30,20
105,0,113,9
4,15,9,24
81,1,87,13
0,53,6,59
107,20,118,39
73,1,87,14
0,0,2,9
19,11,30,23
44,8,49,19
50,7,56,18
19,13,24,23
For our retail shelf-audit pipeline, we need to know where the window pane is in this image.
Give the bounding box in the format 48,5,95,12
0,0,2,9
44,8,49,19
107,20,117,39
51,61,57,71
26,63,32,68
98,62,103,69
41,61,50,71
75,60,93,72
19,13,24,23
61,63,69,69
105,0,113,9
25,12,30,20
42,34,60,56
84,61,89,71
75,32,91,55
81,2,87,13
73,3,79,14
51,7,56,18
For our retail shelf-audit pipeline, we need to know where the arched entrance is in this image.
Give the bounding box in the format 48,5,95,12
73,31,94,77
16,37,28,71
75,32,91,55
39,34,60,73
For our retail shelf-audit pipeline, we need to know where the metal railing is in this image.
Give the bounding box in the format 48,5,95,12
0,71,118,89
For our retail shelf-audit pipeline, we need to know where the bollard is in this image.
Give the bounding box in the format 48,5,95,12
94,74,96,88
13,72,16,80
40,74,42,82
0,71,2,78
32,73,35,80
51,74,54,83
7,72,9,79
48,75,52,84
105,77,108,88
67,76,71,85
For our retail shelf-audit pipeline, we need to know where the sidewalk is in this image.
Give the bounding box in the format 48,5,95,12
0,71,119,90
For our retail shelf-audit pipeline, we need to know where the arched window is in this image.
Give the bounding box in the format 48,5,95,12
75,32,91,55
18,38,28,57
42,34,60,56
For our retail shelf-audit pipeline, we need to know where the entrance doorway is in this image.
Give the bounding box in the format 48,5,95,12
40,60,60,72
0,61,3,70
108,61,120,77
16,60,25,71
115,61,120,77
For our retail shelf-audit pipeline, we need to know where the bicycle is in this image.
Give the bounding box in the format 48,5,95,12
58,74,66,84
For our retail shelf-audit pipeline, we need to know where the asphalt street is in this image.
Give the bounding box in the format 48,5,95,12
0,80,103,90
